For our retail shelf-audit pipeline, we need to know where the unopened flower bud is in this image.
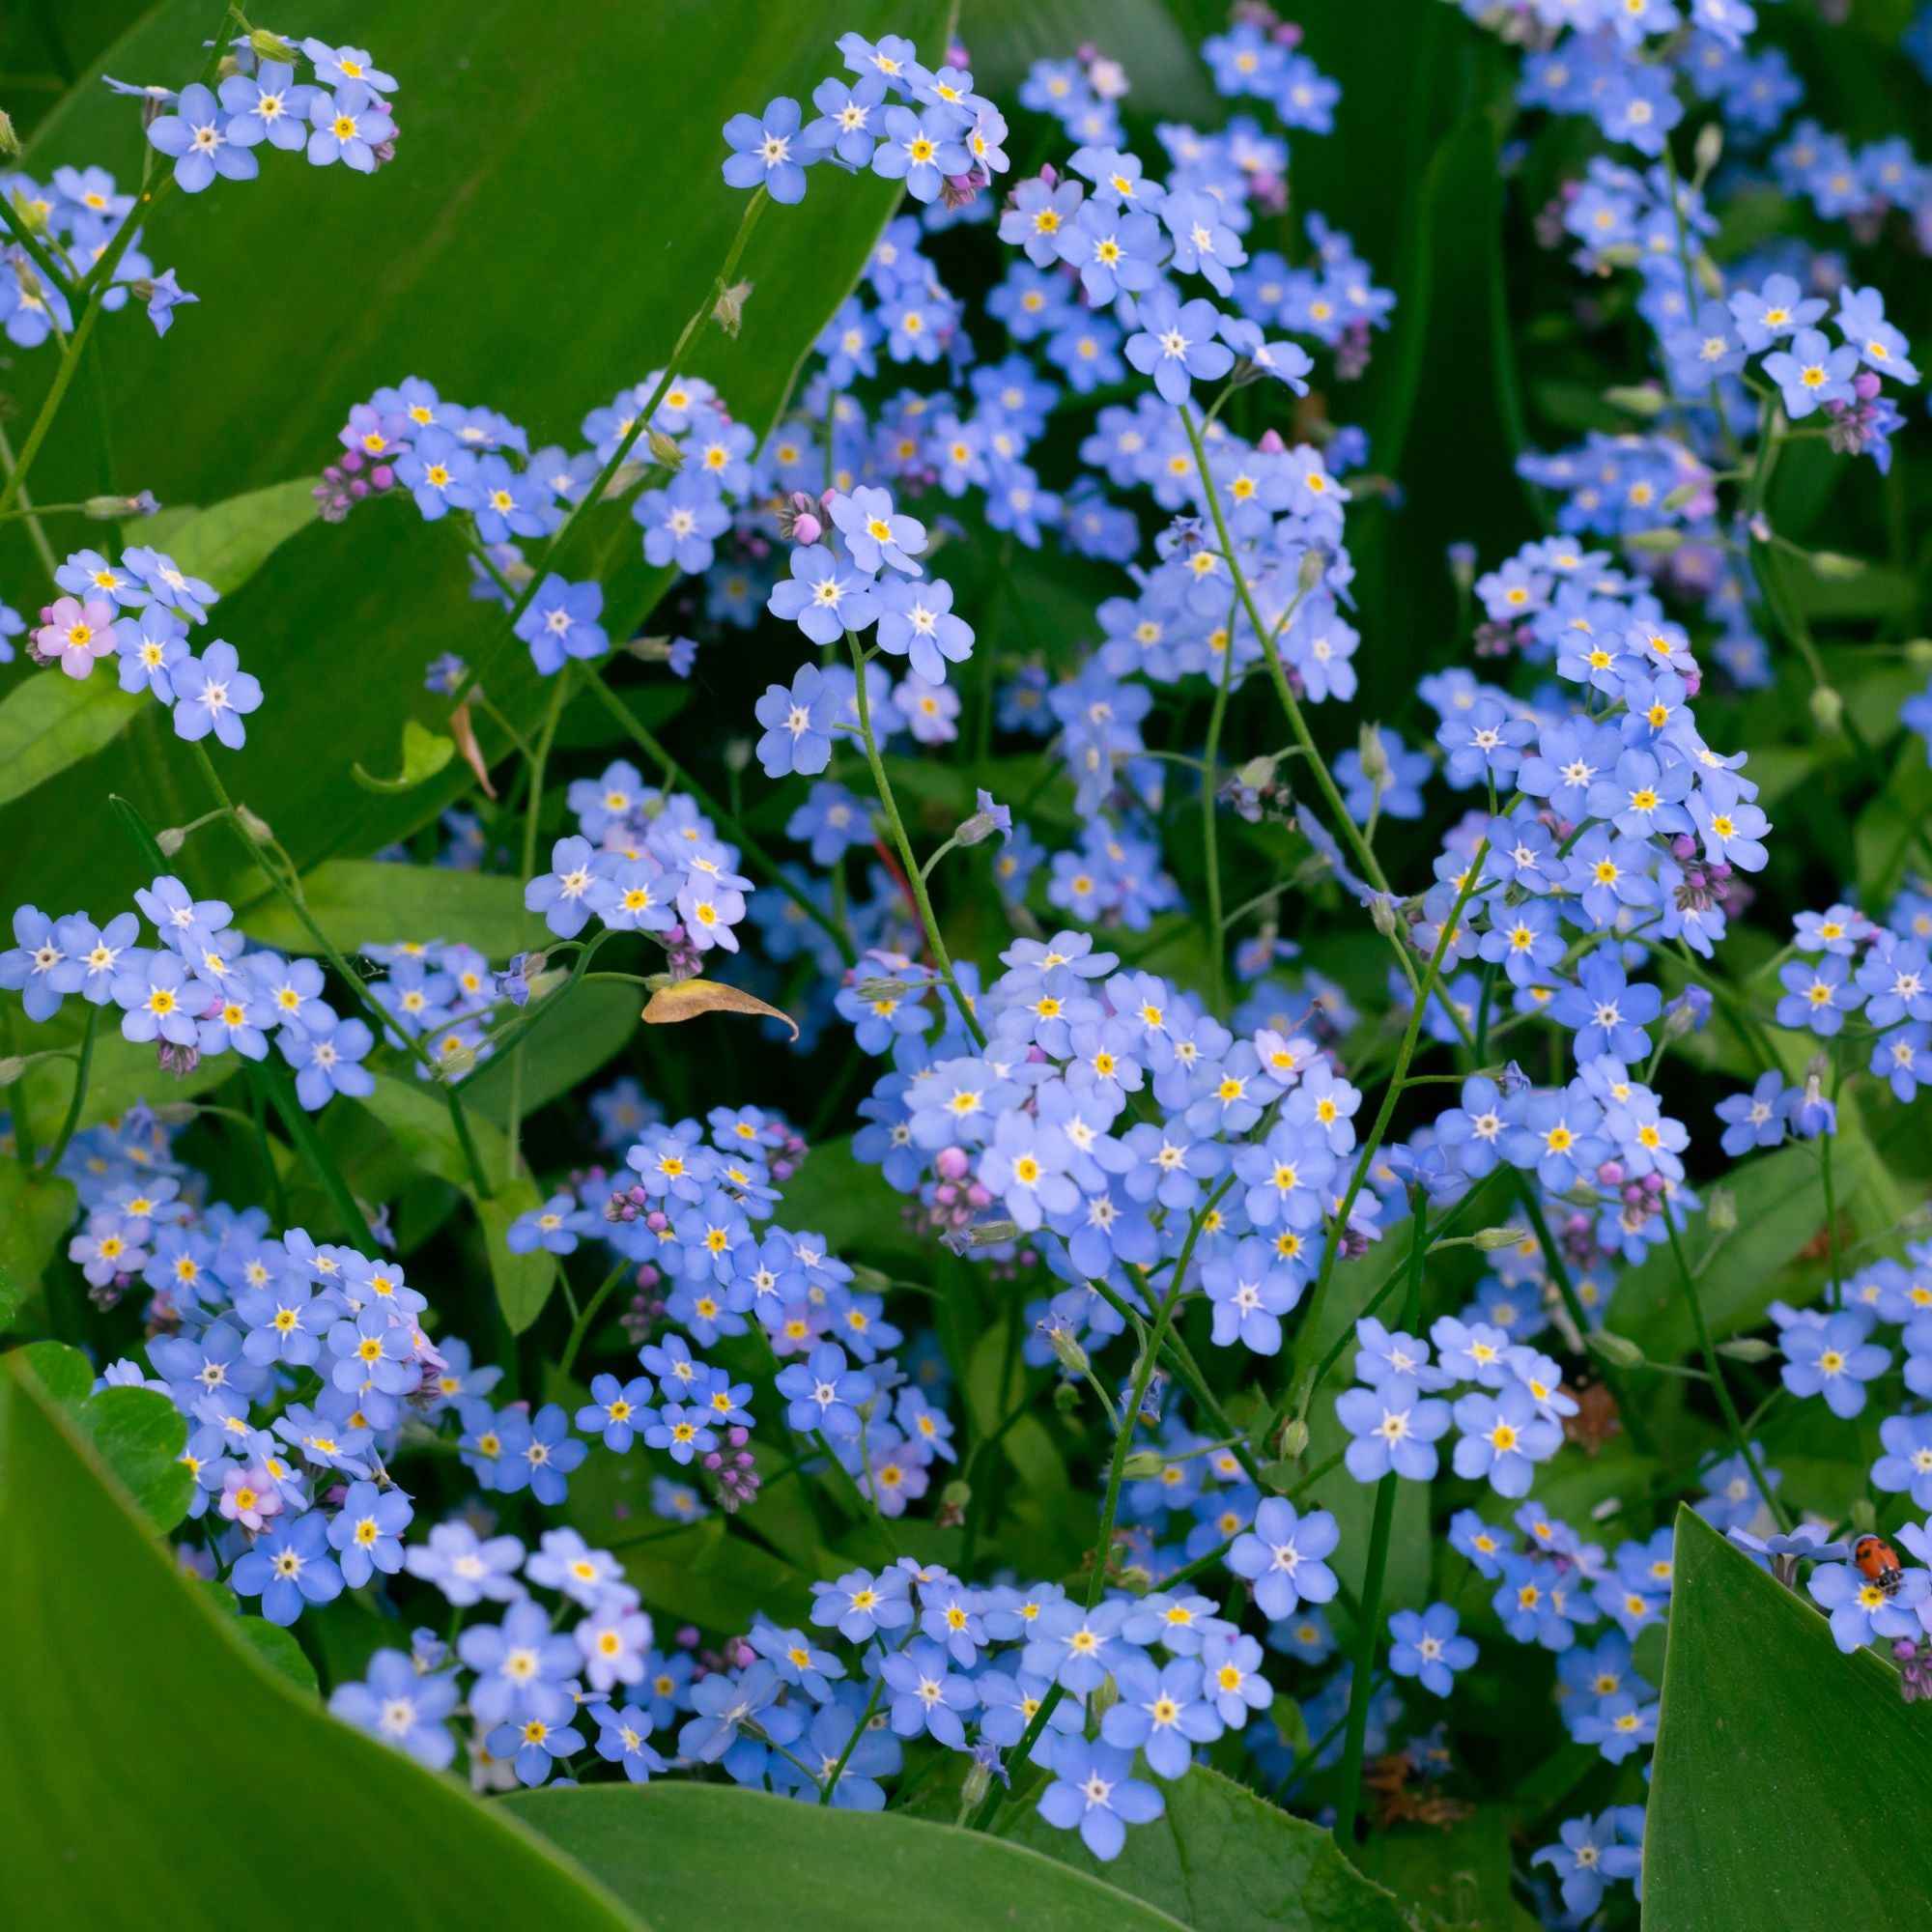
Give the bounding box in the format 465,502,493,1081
236,804,274,844
1257,427,1287,454
1716,1336,1775,1364
1808,685,1844,732
155,826,187,857
1808,550,1864,581
86,491,160,520
1586,1330,1646,1370
1276,1417,1310,1461
1905,638,1932,670
435,1040,478,1082
1705,1186,1737,1233
723,736,753,774
1043,1323,1090,1376
1368,893,1400,939
1692,121,1724,180
647,429,683,471
1474,1224,1529,1251
959,1756,992,1808
1661,481,1703,513
248,27,299,61
968,1218,1019,1247
1605,384,1665,417
1089,1673,1121,1722
952,810,1000,848
1053,1379,1083,1415
1297,547,1327,590
1626,527,1684,554
1122,1449,1165,1480
0,110,18,160
712,278,753,336
1849,1497,1877,1533
1356,722,1390,786
1445,540,1476,591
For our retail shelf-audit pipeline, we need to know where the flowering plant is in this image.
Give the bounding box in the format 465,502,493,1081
4,3,1932,1925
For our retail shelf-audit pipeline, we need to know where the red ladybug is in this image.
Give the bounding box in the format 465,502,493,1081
1854,1534,1903,1598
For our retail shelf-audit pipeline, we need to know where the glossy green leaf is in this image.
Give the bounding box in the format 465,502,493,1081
1001,1763,1411,1932
3,0,952,928
476,1185,555,1335
354,1073,557,1331
73,1384,193,1531
0,1355,647,1927
1647,1507,1932,1929
0,672,143,810
15,1336,192,1528
144,477,320,592
463,980,639,1127
352,721,457,796
0,1161,75,1312
234,858,544,957
507,1783,1191,1932
1357,1807,1530,1932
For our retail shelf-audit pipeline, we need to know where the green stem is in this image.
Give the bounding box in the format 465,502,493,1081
0,417,59,577
1661,1193,1791,1533
844,629,985,1047
506,668,572,1185
559,1258,634,1379
37,1001,97,1172
185,741,495,1199
1200,592,1241,1013
1333,1193,1427,1851
971,1188,1222,1833
0,178,161,517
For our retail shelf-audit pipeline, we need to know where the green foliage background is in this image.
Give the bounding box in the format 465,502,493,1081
4,2,1932,1926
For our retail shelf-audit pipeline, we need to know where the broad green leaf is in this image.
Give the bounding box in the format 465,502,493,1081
1358,1807,1529,1932
228,1603,322,1696
234,858,545,957
17,1005,233,1143
73,1384,192,1531
1854,744,1932,906
1647,1508,1932,1930
14,1336,93,1406
0,1356,647,1928
465,979,639,1127
14,1337,192,1527
507,1783,1191,1932
142,477,320,592
0,1161,75,1313
476,1186,555,1335
1001,1762,1411,1932
352,721,457,795
354,1074,556,1332
0,673,142,810
773,1132,940,1269
3,0,954,928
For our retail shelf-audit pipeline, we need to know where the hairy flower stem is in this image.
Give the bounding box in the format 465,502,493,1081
505,668,572,1184
0,176,169,518
1265,845,1490,1450
37,1003,97,1174
1661,1193,1791,1533
1333,1191,1427,1851
186,741,494,1201
580,665,854,962
844,629,985,1046
1179,404,1412,985
968,1182,1227,1833
1200,592,1241,1014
